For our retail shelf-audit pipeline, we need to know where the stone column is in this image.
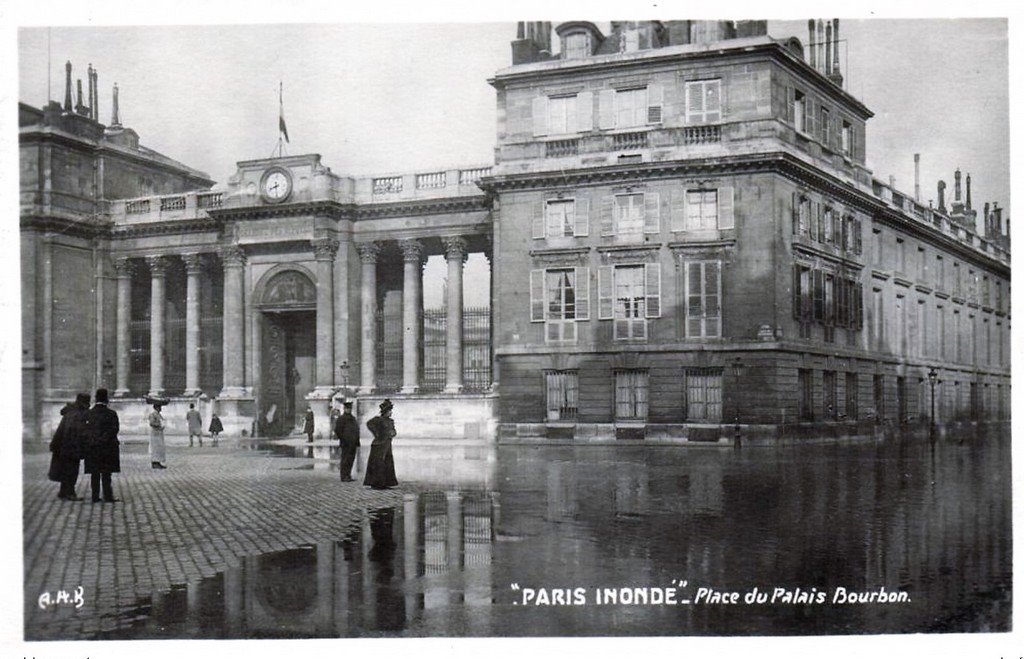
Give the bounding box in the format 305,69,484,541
313,238,339,392
443,237,467,394
399,239,424,394
146,255,167,397
357,242,381,395
220,245,247,397
183,253,203,396
113,257,133,397
483,247,496,392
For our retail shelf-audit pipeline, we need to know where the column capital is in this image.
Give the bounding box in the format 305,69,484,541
442,236,469,262
182,252,204,274
113,256,135,277
145,254,168,275
398,238,424,264
312,238,340,261
356,241,382,265
220,244,247,267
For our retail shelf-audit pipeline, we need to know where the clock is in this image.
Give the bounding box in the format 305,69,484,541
260,167,292,203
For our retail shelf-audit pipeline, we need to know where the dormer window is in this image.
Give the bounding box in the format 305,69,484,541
620,29,640,52
564,32,591,59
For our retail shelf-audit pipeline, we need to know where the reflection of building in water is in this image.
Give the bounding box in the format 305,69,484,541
110,491,497,638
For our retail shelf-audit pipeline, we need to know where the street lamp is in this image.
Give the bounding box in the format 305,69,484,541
927,367,938,439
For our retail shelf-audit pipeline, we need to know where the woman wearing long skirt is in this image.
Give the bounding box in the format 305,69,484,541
363,399,398,489
148,402,167,469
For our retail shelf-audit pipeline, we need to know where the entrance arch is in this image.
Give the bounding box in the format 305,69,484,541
256,267,317,436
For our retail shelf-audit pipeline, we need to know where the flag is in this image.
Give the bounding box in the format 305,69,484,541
278,82,290,143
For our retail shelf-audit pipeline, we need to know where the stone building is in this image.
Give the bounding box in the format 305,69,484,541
20,21,1010,442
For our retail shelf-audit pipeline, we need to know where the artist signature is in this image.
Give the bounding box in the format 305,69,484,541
37,586,84,610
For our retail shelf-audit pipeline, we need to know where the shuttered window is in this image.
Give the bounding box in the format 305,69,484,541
599,263,660,340
614,369,649,420
685,261,721,338
685,79,721,124
684,367,723,422
530,267,590,343
545,371,578,421
533,93,592,136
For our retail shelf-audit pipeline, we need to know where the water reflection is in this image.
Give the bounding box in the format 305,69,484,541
99,428,1009,638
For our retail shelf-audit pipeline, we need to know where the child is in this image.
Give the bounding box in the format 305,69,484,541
209,413,224,446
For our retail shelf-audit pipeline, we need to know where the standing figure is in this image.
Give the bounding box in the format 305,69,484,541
48,393,90,501
84,388,121,503
363,399,398,490
208,413,224,446
186,403,203,447
336,400,360,481
148,402,167,469
303,406,315,443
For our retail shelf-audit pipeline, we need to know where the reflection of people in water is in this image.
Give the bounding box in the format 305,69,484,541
368,507,405,631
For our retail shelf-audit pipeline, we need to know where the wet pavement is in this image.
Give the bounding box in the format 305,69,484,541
22,427,1011,639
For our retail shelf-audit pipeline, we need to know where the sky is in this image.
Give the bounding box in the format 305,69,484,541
15,17,1010,222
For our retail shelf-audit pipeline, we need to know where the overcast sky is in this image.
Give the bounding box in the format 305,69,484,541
17,18,1009,222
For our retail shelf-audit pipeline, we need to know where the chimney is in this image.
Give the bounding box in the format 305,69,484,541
825,21,833,76
817,20,825,73
937,180,946,212
984,202,991,235
91,66,99,121
75,78,85,115
954,168,962,202
832,19,842,85
888,174,895,191
966,173,972,210
808,20,816,69
87,64,95,120
993,202,1002,236
110,82,121,128
63,61,73,112
914,154,920,201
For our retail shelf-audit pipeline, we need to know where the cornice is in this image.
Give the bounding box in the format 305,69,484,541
20,214,110,239
111,218,223,240
208,200,354,222
354,195,490,220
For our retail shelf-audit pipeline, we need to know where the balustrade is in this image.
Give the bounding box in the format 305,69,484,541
373,176,404,195
416,171,446,189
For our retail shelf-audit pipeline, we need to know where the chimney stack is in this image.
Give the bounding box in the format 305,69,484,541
808,20,816,69
90,66,99,121
110,82,121,128
993,202,1003,236
832,19,842,85
889,174,895,191
966,173,972,210
75,78,85,115
914,154,920,201
984,202,991,235
825,21,833,76
937,180,946,212
63,61,73,112
954,168,962,202
817,20,825,73
87,64,95,120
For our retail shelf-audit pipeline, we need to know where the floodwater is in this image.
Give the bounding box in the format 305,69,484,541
101,427,1010,638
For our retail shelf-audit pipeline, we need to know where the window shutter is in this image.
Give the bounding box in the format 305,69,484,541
598,90,616,130
598,266,614,319
574,196,590,236
575,267,590,320
685,81,701,124
530,269,545,322
706,80,722,123
532,96,549,137
812,269,824,322
717,186,734,230
806,99,817,138
600,196,615,236
645,263,661,318
533,199,546,239
647,83,664,124
793,265,801,320
833,210,842,247
643,192,660,233
854,218,863,254
786,86,794,124
809,201,819,242
671,188,686,232
792,192,799,235
577,91,594,132
855,282,863,329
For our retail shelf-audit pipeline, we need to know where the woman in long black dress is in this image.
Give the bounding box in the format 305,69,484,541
363,399,398,489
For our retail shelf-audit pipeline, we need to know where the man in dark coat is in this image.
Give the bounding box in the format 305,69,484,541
48,393,90,501
84,388,121,503
335,401,360,481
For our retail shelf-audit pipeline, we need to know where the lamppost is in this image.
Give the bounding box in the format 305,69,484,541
731,357,743,447
928,367,938,440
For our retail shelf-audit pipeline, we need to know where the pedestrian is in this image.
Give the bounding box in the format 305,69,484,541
336,400,360,481
84,388,121,503
209,413,223,446
148,400,167,469
186,403,203,447
329,401,341,438
303,405,315,443
363,399,398,490
48,393,90,501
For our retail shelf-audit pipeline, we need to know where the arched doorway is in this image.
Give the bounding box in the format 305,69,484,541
257,268,317,436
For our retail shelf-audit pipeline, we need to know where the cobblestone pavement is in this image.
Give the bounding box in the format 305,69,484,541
22,441,404,641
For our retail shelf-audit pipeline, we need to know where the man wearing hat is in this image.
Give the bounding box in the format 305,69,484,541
335,400,360,482
48,392,90,501
84,388,121,503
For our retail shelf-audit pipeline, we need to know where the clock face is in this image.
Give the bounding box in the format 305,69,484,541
262,169,292,202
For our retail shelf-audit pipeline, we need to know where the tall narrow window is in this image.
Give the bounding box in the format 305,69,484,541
530,266,589,344
684,367,723,422
873,229,883,266
563,33,591,59
548,95,578,135
684,261,721,338
918,247,927,282
544,199,576,238
954,262,962,297
685,79,722,124
935,255,944,290
841,119,852,157
685,190,718,230
896,238,906,273
845,372,858,420
822,207,834,243
615,193,645,235
615,88,648,128
794,90,806,133
613,265,646,340
823,370,837,419
614,369,649,420
820,106,830,144
545,371,578,421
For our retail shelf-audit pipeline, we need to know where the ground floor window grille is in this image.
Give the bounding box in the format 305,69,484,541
684,368,722,422
798,369,813,421
845,372,858,420
823,370,837,419
614,369,649,421
545,371,578,421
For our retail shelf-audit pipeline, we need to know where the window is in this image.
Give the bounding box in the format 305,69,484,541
686,190,718,230
996,281,1002,312
822,207,834,243
684,368,722,422
918,247,927,282
564,32,591,59
544,199,577,238
794,195,810,236
685,79,721,124
548,95,578,135
598,263,661,340
533,92,593,137
935,255,944,290
616,88,648,128
895,294,905,355
841,119,852,157
820,106,831,144
896,238,905,273
918,300,927,357
798,369,813,421
620,28,640,53
954,262,962,297
684,261,721,338
873,229,882,266
599,85,662,130
603,191,659,235
545,371,578,421
983,276,990,307
793,264,812,322
823,371,837,419
794,90,806,132
614,369,649,420
615,193,645,234
529,267,590,344
845,372,858,420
